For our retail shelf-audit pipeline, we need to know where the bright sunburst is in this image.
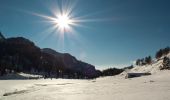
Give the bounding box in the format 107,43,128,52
55,14,71,29
29,0,84,51
54,13,73,32
30,0,98,51
31,1,80,35
30,0,105,37
33,12,76,34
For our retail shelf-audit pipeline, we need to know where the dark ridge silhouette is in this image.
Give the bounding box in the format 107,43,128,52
0,33,100,79
0,32,5,41
101,68,123,76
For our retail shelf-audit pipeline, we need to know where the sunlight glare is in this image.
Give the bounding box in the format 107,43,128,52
55,14,72,31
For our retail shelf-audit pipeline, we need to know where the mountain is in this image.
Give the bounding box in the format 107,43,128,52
0,32,5,41
0,33,99,79
0,36,42,75
42,48,62,57
42,48,98,78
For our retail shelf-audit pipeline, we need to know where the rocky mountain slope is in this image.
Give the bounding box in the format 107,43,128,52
0,33,99,79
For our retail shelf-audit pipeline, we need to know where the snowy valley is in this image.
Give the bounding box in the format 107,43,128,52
0,53,170,100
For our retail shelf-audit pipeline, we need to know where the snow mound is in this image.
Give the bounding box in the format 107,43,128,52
120,53,170,77
130,59,162,74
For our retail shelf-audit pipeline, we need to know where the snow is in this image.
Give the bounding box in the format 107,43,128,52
0,73,42,80
0,70,170,100
130,59,162,74
122,53,170,75
0,53,170,100
19,72,42,78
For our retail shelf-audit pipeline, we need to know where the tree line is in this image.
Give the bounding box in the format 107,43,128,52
155,47,170,59
136,47,170,68
136,56,152,66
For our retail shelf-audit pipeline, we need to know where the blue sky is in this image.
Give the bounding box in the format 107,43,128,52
0,0,170,69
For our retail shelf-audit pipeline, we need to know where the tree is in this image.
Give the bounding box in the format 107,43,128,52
145,56,152,64
160,57,170,70
141,58,145,65
163,47,170,55
136,59,140,66
156,49,163,59
102,68,124,76
124,65,134,70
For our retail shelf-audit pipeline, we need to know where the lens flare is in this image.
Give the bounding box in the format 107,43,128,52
56,14,70,29
54,13,74,33
29,0,105,51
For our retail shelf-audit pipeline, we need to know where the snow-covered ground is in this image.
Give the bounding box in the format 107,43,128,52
121,53,170,76
0,53,169,100
0,70,170,100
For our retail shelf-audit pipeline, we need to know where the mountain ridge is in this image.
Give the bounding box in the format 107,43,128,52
0,32,5,41
0,33,99,79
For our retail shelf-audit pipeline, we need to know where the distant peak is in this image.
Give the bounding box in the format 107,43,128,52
42,48,62,56
7,37,35,46
0,32,5,40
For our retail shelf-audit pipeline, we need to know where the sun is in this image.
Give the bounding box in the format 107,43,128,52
31,1,90,35
55,14,72,31
31,0,97,51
